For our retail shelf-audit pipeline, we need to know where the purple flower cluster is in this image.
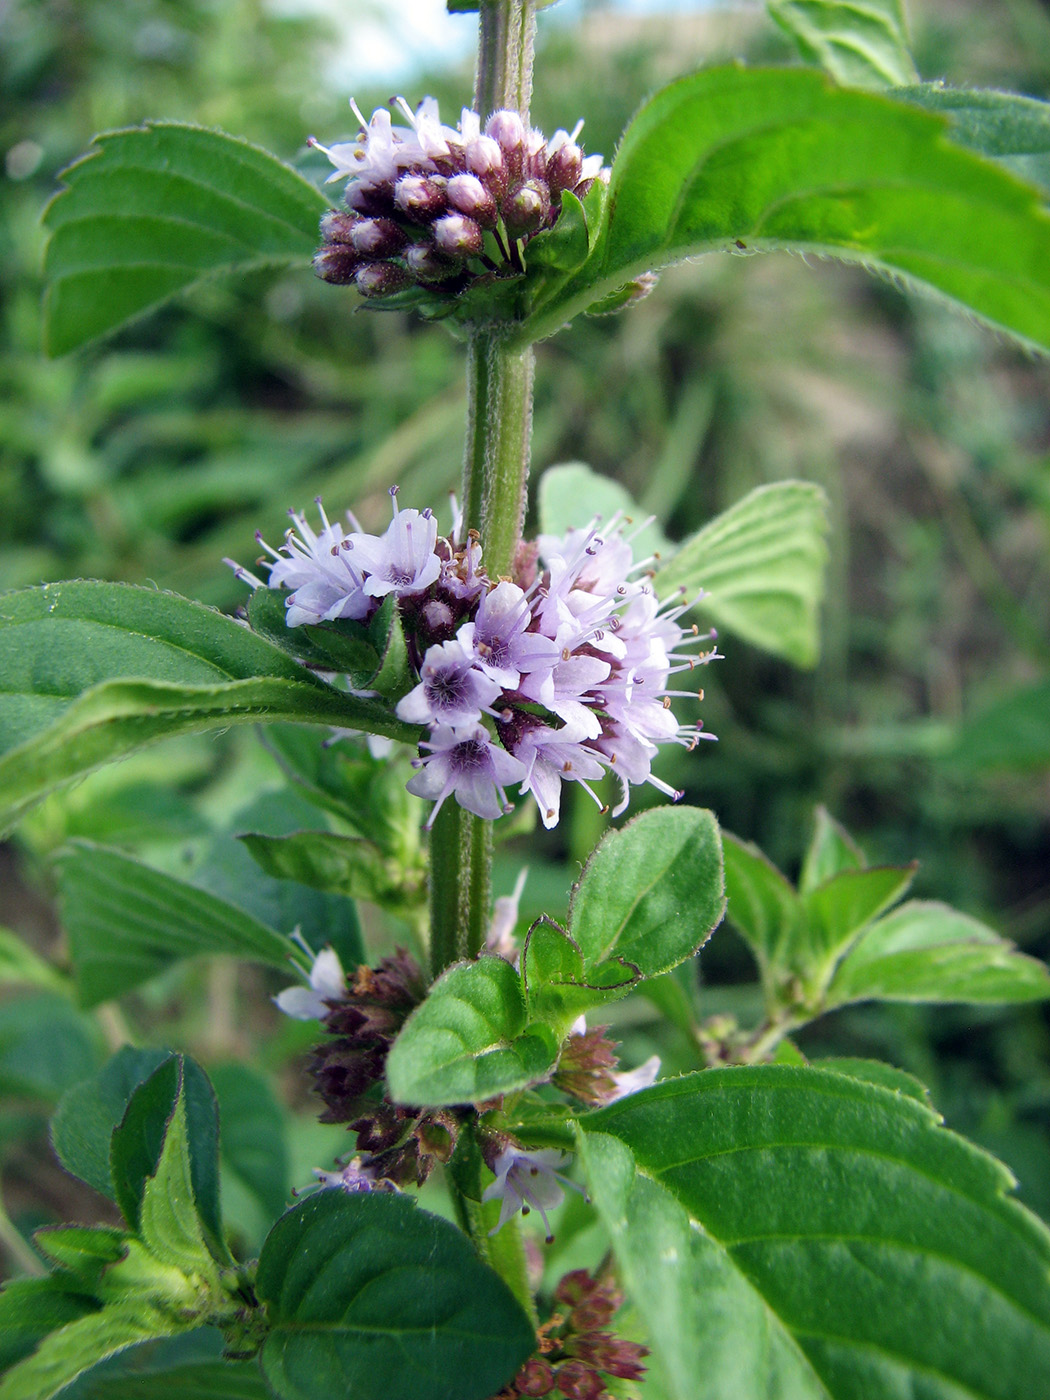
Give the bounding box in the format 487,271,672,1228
310,95,606,300
230,488,717,828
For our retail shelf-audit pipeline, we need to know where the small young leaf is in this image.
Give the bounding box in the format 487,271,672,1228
110,1057,226,1266
721,834,802,976
0,1278,99,1373
526,190,590,272
653,482,829,668
826,900,1050,1006
246,588,380,680
801,861,917,966
0,1303,186,1400
797,805,865,895
768,0,918,89
385,956,558,1107
51,1047,172,1201
570,807,725,982
0,582,413,830
56,842,299,1007
520,67,1050,355
33,1226,129,1287
585,1066,1050,1399
43,123,327,356
136,1084,221,1282
255,1191,535,1400
520,918,637,1033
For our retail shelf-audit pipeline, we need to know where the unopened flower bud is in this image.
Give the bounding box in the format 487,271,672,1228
554,1361,604,1400
525,129,549,181
404,241,456,283
486,109,526,177
347,183,394,218
432,213,483,259
514,1358,555,1396
354,261,411,298
350,217,407,258
320,209,360,245
394,173,447,224
466,133,504,185
503,179,550,239
313,245,361,284
546,141,584,195
447,173,497,228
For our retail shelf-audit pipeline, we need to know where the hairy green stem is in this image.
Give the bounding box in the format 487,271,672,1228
428,0,537,984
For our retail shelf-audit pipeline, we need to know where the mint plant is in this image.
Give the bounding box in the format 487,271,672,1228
3,0,1050,1397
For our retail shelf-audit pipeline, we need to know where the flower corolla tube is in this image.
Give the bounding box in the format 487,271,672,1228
308,95,608,302
229,488,718,828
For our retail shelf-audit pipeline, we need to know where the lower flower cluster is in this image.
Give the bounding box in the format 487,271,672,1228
231,489,717,828
495,1269,649,1400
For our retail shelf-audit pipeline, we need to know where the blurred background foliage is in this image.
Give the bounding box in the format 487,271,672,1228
2,0,1050,1275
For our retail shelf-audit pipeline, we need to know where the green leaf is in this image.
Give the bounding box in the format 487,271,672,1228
238,830,419,914
520,917,637,1033
0,1278,99,1373
653,482,829,667
0,1303,186,1400
77,1359,271,1400
136,1081,221,1282
385,956,558,1108
110,1057,226,1266
56,842,299,1006
948,679,1050,772
33,1226,129,1288
814,1056,930,1101
569,807,725,982
826,900,1050,1005
798,806,865,895
576,1130,824,1400
0,582,413,830
43,123,327,356
520,67,1050,356
51,1047,172,1201
209,1063,290,1223
768,0,918,89
722,833,802,976
0,927,71,995
801,862,917,966
536,462,671,561
255,1191,535,1400
900,84,1050,159
0,992,99,1101
246,588,381,684
585,1065,1050,1399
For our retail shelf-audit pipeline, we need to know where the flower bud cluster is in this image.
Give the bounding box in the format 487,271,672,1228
305,949,462,1187
495,1269,649,1399
231,488,717,828
309,96,606,300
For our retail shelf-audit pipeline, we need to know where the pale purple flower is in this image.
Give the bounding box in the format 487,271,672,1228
311,1156,378,1193
350,489,441,598
245,500,371,628
274,946,346,1021
482,1146,586,1240
511,716,606,829
486,867,528,962
406,724,526,825
457,580,556,688
607,1055,662,1102
396,638,504,727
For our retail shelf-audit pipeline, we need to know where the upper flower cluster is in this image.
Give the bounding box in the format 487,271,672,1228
230,488,717,828
310,96,606,301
